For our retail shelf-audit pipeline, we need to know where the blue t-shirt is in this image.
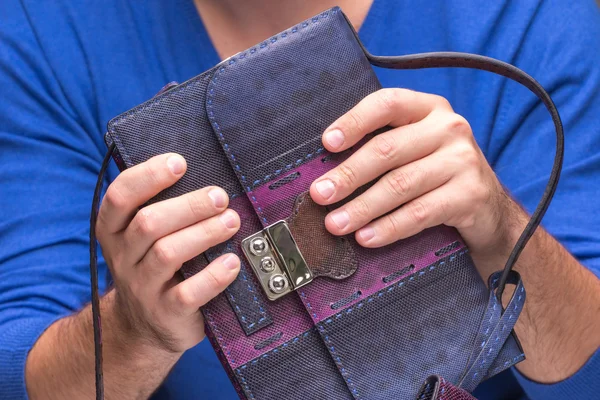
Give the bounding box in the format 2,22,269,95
1,1,599,399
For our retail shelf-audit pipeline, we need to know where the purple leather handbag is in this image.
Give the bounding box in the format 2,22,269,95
90,7,563,400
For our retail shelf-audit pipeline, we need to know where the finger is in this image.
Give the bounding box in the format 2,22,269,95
311,115,445,205
168,253,240,316
324,152,456,235
137,209,240,286
355,184,464,248
98,153,187,234
123,186,229,264
322,88,451,153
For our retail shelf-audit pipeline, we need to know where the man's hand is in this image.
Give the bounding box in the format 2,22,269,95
27,153,241,400
310,88,509,259
310,88,600,383
96,153,240,354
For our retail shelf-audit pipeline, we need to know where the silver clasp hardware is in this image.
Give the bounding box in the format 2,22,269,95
241,221,313,301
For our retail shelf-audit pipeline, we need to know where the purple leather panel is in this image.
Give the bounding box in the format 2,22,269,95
202,196,315,368
248,152,344,224
300,226,465,322
204,288,313,368
249,156,465,323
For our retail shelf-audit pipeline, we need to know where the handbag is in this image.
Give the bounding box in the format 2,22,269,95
90,7,564,400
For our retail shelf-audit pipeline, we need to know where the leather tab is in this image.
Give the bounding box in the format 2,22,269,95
287,192,357,280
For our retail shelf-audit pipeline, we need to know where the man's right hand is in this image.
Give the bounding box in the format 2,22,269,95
96,152,241,354
26,153,241,400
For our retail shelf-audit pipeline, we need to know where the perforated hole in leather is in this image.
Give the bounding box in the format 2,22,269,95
435,241,461,257
382,264,415,283
331,290,362,310
268,172,301,190
253,332,283,350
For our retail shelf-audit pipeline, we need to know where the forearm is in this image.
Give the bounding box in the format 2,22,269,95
25,290,181,400
470,197,600,383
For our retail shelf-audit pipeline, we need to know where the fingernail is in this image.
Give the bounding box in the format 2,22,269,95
222,254,239,270
330,210,350,230
315,179,335,200
324,129,345,150
208,188,227,208
167,155,185,175
219,210,237,229
358,227,375,242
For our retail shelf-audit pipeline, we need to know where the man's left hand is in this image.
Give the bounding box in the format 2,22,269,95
310,88,514,258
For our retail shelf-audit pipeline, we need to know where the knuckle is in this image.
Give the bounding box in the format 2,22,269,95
104,184,128,211
204,267,226,289
455,143,480,167
386,169,413,199
199,221,219,243
152,239,177,266
408,200,428,225
144,161,163,185
384,213,402,236
437,196,452,221
346,110,366,135
351,198,371,220
447,114,472,137
95,213,108,240
378,88,403,111
134,208,158,237
187,192,210,219
335,163,358,188
174,285,196,310
459,214,477,229
372,134,397,161
472,182,492,204
433,94,452,110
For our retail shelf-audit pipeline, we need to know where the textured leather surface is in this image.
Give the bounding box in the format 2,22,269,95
417,376,477,400
106,68,275,337
205,7,523,399
104,7,526,400
287,192,357,280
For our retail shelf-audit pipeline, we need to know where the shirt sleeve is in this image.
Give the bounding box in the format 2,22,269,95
485,1,600,398
0,2,109,398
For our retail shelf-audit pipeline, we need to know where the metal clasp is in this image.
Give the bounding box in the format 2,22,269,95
241,221,313,301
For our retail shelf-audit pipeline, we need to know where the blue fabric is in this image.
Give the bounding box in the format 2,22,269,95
0,0,599,399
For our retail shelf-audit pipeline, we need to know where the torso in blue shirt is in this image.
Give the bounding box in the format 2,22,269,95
1,1,599,399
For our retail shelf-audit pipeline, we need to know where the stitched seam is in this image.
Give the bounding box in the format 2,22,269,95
249,147,326,190
226,242,270,331
235,329,313,398
108,71,215,130
300,291,318,320
289,194,357,279
204,307,235,365
463,281,525,385
313,249,468,399
207,9,337,206
317,249,468,326
320,325,360,398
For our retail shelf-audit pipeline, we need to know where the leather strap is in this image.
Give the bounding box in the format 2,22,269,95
458,271,525,391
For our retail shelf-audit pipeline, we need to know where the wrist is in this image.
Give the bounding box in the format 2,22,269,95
103,290,182,368
467,190,529,280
